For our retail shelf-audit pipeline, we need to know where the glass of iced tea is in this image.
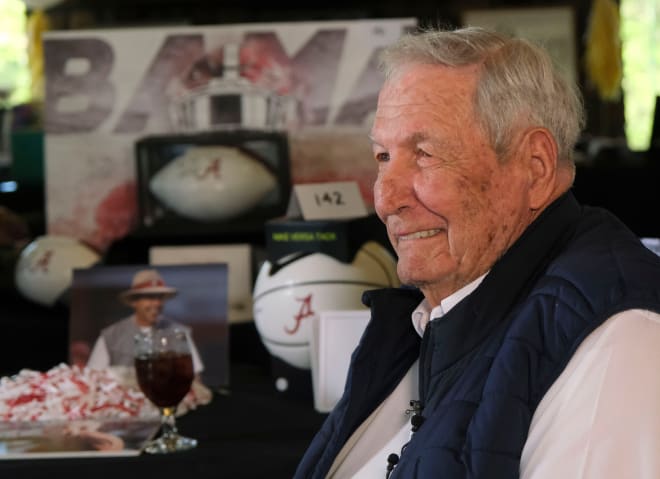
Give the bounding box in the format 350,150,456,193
134,328,197,454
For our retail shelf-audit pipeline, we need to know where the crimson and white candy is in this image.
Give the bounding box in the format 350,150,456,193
0,364,157,421
15,235,100,307
252,241,399,370
149,145,277,222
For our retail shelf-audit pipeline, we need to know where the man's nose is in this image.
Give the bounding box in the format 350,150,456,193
375,157,413,217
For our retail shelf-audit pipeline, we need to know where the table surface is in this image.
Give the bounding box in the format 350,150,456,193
0,364,327,479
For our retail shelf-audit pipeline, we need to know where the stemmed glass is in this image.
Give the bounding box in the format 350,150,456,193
134,328,197,454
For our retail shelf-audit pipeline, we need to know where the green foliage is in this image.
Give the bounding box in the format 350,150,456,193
621,0,660,151
0,0,29,106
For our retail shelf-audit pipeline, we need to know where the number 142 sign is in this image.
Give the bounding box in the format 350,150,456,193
288,181,369,220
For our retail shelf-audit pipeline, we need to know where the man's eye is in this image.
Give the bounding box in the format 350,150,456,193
375,152,390,162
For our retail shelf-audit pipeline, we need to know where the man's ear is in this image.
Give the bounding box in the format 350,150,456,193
524,127,560,210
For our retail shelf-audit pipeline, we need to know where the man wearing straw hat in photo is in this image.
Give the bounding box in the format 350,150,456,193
87,269,204,374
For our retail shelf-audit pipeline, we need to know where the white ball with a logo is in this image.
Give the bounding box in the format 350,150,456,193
252,241,399,369
149,145,277,222
15,235,101,306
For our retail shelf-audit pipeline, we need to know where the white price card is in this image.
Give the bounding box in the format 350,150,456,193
288,181,368,220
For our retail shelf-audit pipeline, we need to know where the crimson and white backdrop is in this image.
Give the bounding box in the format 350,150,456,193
42,18,415,253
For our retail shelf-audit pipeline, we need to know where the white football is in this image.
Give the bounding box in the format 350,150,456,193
149,145,277,222
252,241,399,369
15,235,101,306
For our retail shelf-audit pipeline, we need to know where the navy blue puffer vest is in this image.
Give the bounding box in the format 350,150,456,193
294,192,660,478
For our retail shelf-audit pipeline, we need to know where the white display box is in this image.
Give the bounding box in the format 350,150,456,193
310,309,370,413
149,243,253,324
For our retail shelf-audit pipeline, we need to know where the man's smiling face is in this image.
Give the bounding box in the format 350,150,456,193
371,63,534,306
130,294,167,328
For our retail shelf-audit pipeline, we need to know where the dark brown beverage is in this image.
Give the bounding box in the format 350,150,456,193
135,351,194,408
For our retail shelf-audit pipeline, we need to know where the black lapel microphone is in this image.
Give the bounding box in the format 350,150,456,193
384,400,425,478
386,453,399,478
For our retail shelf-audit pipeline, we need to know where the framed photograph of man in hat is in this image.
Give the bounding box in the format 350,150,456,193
69,263,229,388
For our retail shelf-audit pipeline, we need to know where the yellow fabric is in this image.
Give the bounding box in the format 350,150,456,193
26,9,50,102
585,0,622,101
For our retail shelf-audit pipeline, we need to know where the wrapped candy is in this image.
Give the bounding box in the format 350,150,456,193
0,364,159,421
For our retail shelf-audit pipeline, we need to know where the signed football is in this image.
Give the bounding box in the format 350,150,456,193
252,241,399,370
149,145,277,222
15,235,101,306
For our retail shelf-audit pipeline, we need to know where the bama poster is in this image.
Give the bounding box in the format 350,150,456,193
43,19,415,252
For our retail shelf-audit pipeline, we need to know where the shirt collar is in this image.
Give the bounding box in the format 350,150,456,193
411,273,488,337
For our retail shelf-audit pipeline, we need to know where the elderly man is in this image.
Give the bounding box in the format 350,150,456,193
87,269,203,374
294,27,660,478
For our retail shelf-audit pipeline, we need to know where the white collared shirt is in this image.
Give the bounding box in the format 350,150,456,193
411,273,487,336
